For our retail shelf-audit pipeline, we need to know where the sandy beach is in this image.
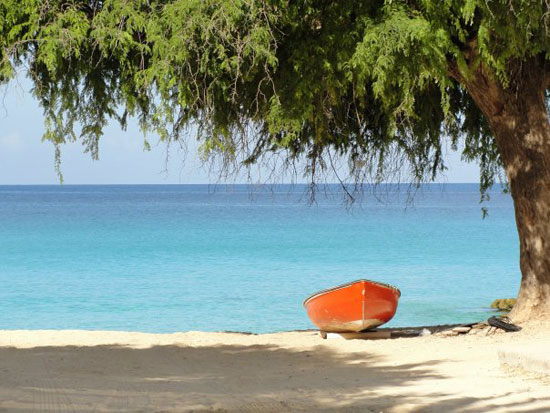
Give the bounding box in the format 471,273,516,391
0,324,549,412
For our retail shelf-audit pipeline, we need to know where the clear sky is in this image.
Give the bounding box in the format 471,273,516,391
0,78,480,185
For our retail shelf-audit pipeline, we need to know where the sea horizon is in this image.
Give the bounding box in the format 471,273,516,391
0,182,482,186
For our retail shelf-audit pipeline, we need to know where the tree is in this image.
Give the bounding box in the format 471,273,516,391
1,0,549,321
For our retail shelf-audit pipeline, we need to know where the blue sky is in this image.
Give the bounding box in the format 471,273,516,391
0,78,480,185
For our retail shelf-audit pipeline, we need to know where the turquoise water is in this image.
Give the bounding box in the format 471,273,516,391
0,184,519,333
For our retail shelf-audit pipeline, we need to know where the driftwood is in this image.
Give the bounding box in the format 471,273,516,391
319,322,483,340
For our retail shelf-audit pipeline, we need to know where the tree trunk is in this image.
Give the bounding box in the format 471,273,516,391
461,62,550,322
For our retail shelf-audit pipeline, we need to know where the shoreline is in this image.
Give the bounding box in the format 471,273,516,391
1,324,549,411
0,321,482,338
0,322,479,349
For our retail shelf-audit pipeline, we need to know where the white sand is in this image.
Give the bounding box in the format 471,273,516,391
1,324,549,412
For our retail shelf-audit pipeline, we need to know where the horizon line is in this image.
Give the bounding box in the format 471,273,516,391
0,182,483,186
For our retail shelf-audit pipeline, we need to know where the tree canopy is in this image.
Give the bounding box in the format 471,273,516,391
3,0,536,190
4,0,550,320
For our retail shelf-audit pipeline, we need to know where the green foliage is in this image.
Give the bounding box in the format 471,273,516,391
1,1,549,192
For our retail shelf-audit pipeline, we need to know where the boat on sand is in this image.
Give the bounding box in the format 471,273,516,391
303,279,401,332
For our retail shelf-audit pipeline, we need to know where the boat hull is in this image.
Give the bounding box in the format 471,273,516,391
303,280,401,332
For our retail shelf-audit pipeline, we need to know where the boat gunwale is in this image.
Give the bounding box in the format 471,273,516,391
302,279,401,307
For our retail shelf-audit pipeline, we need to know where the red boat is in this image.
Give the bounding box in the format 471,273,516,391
303,279,401,332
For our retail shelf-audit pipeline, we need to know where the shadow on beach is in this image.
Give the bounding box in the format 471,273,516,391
0,343,548,412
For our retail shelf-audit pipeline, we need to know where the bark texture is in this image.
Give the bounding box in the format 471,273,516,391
456,59,550,321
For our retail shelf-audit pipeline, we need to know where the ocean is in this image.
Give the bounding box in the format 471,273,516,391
0,184,519,333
